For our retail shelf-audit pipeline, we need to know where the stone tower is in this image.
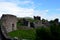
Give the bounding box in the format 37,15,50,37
34,16,41,20
1,14,17,33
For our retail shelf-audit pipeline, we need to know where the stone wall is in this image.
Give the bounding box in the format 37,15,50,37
1,14,17,33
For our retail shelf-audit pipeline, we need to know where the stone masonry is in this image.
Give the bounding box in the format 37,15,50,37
1,14,17,33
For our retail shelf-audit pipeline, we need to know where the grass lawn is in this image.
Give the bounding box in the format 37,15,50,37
8,29,36,40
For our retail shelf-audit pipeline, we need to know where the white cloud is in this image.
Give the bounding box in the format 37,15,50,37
19,1,32,4
45,13,60,21
0,0,34,8
56,9,60,11
0,0,60,21
0,2,34,17
0,2,49,20
33,10,49,19
34,9,60,21
11,0,34,5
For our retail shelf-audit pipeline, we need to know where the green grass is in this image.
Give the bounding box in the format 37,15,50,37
8,29,36,40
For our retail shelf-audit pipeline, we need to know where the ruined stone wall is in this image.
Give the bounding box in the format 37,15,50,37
1,14,17,33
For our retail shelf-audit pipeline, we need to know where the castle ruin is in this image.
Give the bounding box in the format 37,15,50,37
1,14,17,33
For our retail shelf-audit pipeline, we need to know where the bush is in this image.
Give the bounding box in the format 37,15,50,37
36,27,51,40
36,24,60,40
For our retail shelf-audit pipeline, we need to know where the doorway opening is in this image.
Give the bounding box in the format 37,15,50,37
12,24,14,31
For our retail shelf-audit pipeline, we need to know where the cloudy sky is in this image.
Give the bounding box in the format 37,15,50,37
0,0,60,21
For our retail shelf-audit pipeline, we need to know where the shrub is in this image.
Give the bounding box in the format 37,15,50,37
36,24,60,40
36,27,51,40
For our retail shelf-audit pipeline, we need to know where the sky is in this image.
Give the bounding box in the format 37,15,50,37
0,0,60,21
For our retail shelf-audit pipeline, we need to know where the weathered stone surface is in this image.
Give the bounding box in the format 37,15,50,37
34,16,41,20
0,25,18,40
1,14,17,33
